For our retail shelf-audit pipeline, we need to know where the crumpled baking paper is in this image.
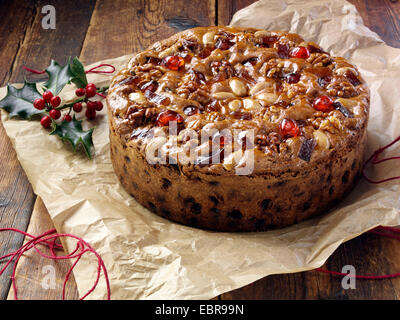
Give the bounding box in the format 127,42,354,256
1,0,400,300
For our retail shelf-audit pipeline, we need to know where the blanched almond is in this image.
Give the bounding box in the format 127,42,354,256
212,92,236,99
254,30,271,38
243,98,261,110
223,150,243,171
158,47,175,58
313,130,330,149
128,92,146,104
229,79,247,96
256,92,278,104
249,82,272,95
228,99,242,112
202,31,215,45
335,67,358,76
145,137,168,164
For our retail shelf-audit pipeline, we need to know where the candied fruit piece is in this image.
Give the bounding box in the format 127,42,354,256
289,46,310,59
313,95,334,112
215,38,234,50
285,73,301,84
280,118,300,138
162,55,185,70
156,110,184,126
183,105,198,116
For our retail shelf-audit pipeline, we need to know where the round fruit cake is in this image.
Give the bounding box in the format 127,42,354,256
106,26,369,232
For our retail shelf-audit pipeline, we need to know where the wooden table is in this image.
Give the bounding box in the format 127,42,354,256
1,0,400,300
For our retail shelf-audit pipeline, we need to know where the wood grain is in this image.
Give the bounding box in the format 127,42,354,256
7,198,79,300
79,0,216,65
0,0,95,300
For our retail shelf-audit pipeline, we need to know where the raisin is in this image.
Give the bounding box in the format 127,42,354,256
298,139,316,162
215,38,234,50
342,170,350,184
333,101,354,118
260,199,272,211
227,210,243,219
162,178,171,189
140,80,159,93
183,105,198,116
285,73,301,84
277,43,290,58
209,196,219,206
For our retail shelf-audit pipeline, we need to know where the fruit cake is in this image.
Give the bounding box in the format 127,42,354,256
106,26,369,232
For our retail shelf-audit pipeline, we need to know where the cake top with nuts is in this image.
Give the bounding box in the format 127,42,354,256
107,26,369,174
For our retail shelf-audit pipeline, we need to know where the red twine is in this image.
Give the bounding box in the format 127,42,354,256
362,135,400,183
317,135,400,279
0,227,111,300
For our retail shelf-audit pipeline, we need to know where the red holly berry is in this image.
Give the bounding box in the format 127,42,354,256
50,96,61,108
49,108,61,120
95,101,103,111
162,56,185,71
87,101,97,111
73,102,83,113
85,83,97,98
289,46,310,59
280,118,300,138
85,108,96,120
156,110,184,126
42,90,53,103
75,88,85,96
313,95,334,112
40,115,52,129
33,98,45,110
62,114,72,122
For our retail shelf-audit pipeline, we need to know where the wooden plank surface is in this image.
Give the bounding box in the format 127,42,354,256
1,0,400,300
0,0,95,300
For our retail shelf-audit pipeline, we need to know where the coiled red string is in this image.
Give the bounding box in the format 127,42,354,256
0,227,111,300
317,135,400,279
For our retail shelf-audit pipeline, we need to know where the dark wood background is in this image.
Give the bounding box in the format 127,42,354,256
0,0,399,300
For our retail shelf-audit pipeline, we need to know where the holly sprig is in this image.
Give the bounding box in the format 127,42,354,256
0,57,108,159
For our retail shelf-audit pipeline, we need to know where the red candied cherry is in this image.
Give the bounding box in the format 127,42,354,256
162,56,185,71
40,115,52,129
85,108,96,120
85,83,97,98
75,88,85,97
86,100,97,111
50,95,61,108
42,90,53,103
62,114,72,122
289,46,310,59
95,101,103,111
156,110,184,127
280,118,300,138
49,108,61,120
73,102,83,113
33,98,45,110
313,95,334,112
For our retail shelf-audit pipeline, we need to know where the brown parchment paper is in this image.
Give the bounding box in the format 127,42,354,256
1,0,400,300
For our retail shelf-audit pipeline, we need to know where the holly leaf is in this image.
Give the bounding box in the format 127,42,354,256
43,59,75,95
0,81,42,119
69,57,88,89
50,116,94,158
